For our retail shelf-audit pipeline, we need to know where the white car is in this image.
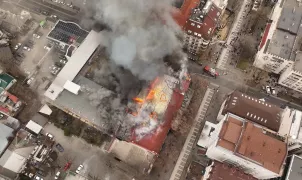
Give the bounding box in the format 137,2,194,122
44,46,51,51
35,176,43,180
76,165,84,174
54,171,60,179
46,133,54,140
33,34,41,39
14,43,22,50
26,77,34,85
270,87,276,95
59,59,67,64
23,46,31,51
265,86,271,94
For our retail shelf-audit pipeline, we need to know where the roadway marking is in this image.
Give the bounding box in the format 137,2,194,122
169,87,215,180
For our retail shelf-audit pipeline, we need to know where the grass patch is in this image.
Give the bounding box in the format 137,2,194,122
236,59,250,70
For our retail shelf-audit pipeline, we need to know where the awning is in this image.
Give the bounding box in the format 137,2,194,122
25,120,42,134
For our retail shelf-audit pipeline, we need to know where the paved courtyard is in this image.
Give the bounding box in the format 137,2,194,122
43,123,134,180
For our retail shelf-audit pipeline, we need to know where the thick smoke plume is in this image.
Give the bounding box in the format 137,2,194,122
95,0,187,81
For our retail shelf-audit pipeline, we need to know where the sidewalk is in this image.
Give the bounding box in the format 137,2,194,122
216,0,252,70
169,86,216,180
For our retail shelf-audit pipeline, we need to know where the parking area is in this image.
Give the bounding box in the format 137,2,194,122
43,123,134,180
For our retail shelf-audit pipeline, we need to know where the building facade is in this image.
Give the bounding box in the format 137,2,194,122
278,59,302,93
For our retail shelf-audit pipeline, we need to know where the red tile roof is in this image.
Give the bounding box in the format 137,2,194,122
183,3,221,40
173,0,200,27
218,114,287,174
131,90,184,153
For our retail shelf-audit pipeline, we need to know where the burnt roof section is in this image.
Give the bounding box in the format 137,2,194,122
218,114,287,174
48,20,88,45
208,161,257,180
222,91,282,132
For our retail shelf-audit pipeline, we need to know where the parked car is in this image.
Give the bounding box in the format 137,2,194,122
54,171,60,179
26,77,34,85
270,87,276,95
76,165,84,174
36,170,46,177
59,59,67,64
55,143,64,152
265,86,271,94
45,133,54,140
23,46,31,51
34,175,43,180
33,33,41,39
44,46,51,51
14,43,21,50
42,11,50,16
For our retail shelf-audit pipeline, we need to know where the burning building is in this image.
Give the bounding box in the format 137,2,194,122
108,74,191,174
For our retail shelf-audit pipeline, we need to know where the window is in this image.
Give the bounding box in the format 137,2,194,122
191,22,195,26
198,34,201,37
194,32,197,35
188,30,192,34
197,25,201,28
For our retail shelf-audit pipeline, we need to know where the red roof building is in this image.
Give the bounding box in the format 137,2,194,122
173,0,226,60
127,75,189,153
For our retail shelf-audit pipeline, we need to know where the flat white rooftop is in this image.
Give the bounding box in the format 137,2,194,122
44,30,102,100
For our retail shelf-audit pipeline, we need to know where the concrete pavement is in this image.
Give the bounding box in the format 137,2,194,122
169,86,216,180
216,0,252,70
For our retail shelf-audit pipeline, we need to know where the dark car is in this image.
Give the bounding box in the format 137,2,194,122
55,143,64,152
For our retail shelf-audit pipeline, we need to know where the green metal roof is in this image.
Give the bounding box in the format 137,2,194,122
0,73,15,89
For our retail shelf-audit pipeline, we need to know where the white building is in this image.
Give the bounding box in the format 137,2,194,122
253,0,301,74
198,113,287,179
278,53,302,92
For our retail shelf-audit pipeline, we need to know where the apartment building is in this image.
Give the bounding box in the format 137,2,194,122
173,0,227,60
254,0,300,74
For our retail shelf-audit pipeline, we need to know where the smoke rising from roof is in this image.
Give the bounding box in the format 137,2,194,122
95,0,187,81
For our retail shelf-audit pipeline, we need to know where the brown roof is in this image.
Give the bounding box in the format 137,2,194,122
217,115,287,174
208,161,257,180
222,91,282,132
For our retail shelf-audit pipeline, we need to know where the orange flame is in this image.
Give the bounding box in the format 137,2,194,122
146,90,156,100
133,97,144,104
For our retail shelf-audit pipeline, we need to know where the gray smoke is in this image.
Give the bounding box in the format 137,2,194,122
95,0,187,81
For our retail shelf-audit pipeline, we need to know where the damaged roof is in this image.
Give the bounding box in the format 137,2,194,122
222,91,282,132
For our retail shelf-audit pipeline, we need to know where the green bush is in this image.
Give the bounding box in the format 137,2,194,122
64,127,71,136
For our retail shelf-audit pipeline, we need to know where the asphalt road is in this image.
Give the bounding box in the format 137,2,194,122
15,0,79,22
188,60,302,111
